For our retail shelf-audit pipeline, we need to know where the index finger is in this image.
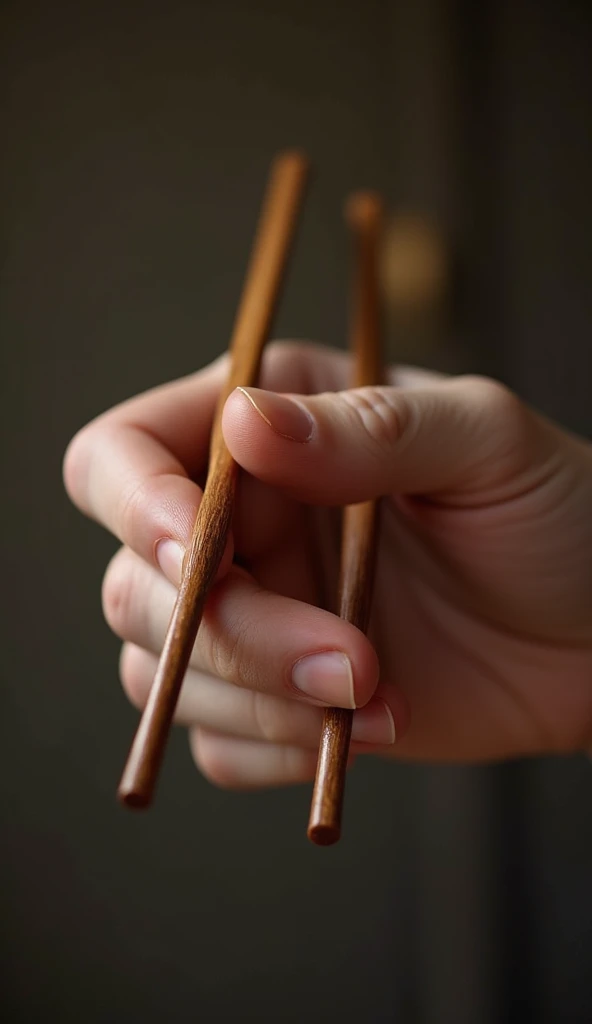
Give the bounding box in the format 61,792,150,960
63,357,227,570
61,342,329,573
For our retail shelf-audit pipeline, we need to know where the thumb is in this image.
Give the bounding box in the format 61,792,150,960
222,377,556,505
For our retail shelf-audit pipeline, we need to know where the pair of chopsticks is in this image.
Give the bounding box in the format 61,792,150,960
118,152,383,845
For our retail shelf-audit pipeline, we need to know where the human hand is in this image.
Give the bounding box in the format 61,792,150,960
64,342,592,788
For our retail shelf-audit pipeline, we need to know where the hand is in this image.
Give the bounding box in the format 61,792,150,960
64,342,592,788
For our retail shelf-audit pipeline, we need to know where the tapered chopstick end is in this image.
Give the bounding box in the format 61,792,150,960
345,190,383,231
117,756,156,810
273,148,310,172
307,821,341,847
117,784,152,811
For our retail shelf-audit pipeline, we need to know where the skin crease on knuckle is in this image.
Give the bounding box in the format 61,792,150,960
102,548,161,647
118,471,197,558
102,551,133,641
339,386,410,454
197,578,261,691
202,616,247,690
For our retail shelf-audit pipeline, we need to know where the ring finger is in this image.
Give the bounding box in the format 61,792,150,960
120,642,398,750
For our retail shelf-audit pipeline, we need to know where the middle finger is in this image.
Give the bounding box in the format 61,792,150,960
103,546,379,708
121,643,398,749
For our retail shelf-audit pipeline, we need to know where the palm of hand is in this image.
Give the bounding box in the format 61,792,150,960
249,473,592,761
240,346,592,761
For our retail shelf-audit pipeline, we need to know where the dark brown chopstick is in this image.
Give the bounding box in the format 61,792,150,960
307,191,384,845
118,151,309,809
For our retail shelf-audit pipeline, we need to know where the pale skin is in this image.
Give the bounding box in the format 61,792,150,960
63,342,592,789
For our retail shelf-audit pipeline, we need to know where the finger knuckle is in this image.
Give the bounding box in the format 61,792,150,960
461,375,523,424
102,550,134,638
63,425,94,508
204,628,242,685
200,596,253,687
119,476,152,546
341,387,409,451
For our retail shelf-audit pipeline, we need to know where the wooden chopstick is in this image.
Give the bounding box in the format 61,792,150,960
118,151,309,809
307,192,384,845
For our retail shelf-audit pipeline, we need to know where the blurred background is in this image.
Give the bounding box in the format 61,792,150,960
2,1,591,1021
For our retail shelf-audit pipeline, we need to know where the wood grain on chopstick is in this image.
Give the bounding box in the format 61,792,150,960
308,192,384,846
118,151,309,809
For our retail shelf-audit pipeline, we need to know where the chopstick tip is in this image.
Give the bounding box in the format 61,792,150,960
307,822,341,847
117,783,152,811
273,148,310,176
345,190,383,230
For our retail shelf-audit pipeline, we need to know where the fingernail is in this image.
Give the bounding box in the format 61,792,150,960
351,700,396,745
292,651,355,708
155,539,184,586
237,387,313,442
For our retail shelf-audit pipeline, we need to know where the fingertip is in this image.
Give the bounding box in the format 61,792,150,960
351,631,381,709
289,621,379,710
221,388,261,467
378,683,411,743
119,643,152,710
222,387,313,469
222,386,247,425
62,425,91,510
154,538,184,586
349,689,411,753
222,387,254,443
